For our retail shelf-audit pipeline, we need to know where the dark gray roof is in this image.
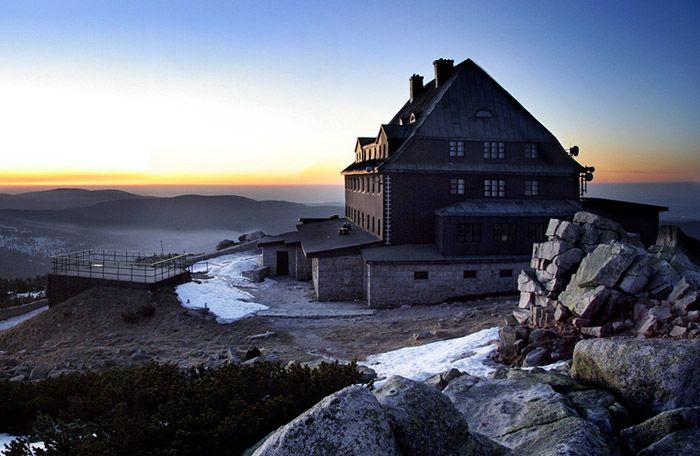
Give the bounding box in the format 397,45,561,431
341,158,384,174
381,123,411,139
297,218,381,256
258,231,300,246
357,137,375,146
362,243,529,263
435,199,581,217
377,163,583,176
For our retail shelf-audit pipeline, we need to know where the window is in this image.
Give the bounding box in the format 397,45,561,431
525,143,538,159
525,180,539,196
527,222,546,242
484,179,505,197
457,223,482,242
449,140,464,157
483,141,505,159
493,223,516,242
414,271,429,280
499,269,514,278
463,270,477,279
450,178,465,195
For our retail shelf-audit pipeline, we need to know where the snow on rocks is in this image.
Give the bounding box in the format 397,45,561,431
362,327,499,385
176,253,270,324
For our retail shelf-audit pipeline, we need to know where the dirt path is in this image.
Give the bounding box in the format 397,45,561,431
0,278,515,381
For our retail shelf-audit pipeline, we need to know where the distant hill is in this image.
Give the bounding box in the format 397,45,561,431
0,188,144,210
0,194,342,233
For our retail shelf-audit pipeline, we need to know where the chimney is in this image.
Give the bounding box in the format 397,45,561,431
433,58,454,88
409,74,424,103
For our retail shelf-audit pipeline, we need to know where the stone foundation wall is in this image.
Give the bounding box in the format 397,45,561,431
366,260,528,308
312,255,365,301
261,245,280,275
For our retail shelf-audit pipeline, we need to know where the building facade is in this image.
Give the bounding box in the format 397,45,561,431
261,58,663,307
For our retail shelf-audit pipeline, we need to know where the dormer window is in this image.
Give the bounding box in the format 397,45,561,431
409,112,417,124
475,109,492,118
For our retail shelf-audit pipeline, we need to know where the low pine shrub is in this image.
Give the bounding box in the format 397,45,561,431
0,361,362,456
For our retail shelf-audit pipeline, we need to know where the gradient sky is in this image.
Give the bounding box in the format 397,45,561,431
1,0,698,188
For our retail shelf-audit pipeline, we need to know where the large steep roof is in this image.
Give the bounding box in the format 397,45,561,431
345,58,584,175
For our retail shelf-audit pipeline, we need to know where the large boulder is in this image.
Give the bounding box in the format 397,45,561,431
620,406,700,455
374,375,507,456
443,378,576,444
575,242,639,288
252,385,399,456
571,338,700,416
508,416,611,456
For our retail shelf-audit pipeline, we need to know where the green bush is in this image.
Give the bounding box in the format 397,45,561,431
0,361,362,456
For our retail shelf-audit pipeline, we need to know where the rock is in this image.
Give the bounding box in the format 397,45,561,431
554,220,582,243
571,338,700,416
575,242,638,288
546,248,585,277
620,406,700,455
497,326,519,361
245,347,261,360
618,257,652,294
444,378,577,447
505,368,588,394
423,368,465,390
573,211,626,233
533,240,574,261
518,291,535,309
580,326,606,338
528,329,558,346
566,389,616,434
668,277,692,302
554,303,570,322
357,365,378,383
512,308,530,325
517,270,543,293
674,290,700,311
636,428,700,455
239,230,266,242
560,285,609,319
216,239,236,250
507,416,611,456
633,302,649,321
648,303,673,322
647,260,680,299
252,385,399,456
522,347,549,367
374,376,497,456
670,325,688,338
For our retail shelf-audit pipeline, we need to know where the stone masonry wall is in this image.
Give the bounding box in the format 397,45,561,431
366,260,528,308
312,254,365,301
294,247,312,281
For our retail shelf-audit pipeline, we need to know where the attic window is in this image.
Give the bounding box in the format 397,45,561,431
475,109,492,118
409,112,417,124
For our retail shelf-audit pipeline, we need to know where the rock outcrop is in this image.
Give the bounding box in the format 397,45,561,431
501,211,700,366
252,385,400,456
571,338,700,417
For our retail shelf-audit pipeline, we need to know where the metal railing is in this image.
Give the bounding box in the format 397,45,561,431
51,249,190,284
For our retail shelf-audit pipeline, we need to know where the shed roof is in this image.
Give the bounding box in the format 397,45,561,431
362,243,529,263
296,218,381,256
435,199,581,217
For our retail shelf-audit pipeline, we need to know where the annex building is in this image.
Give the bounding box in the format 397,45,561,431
260,58,664,307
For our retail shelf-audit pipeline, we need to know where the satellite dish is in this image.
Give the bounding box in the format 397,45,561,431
570,146,579,156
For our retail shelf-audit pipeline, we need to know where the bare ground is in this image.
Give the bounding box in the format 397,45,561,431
0,279,515,381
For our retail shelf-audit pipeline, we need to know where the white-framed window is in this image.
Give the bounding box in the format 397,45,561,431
483,141,505,159
449,140,465,157
525,143,538,159
525,180,539,196
484,179,505,197
450,178,465,195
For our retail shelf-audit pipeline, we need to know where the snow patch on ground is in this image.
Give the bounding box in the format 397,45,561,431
176,253,270,324
0,434,44,455
0,306,48,332
362,327,499,385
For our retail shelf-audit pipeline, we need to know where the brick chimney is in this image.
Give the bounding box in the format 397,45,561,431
433,58,454,88
409,74,424,103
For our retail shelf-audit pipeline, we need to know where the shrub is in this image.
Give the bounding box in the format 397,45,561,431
0,361,362,456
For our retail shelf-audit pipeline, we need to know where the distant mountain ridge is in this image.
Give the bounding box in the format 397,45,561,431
0,188,144,210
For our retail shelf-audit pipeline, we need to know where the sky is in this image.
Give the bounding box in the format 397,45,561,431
0,0,698,189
